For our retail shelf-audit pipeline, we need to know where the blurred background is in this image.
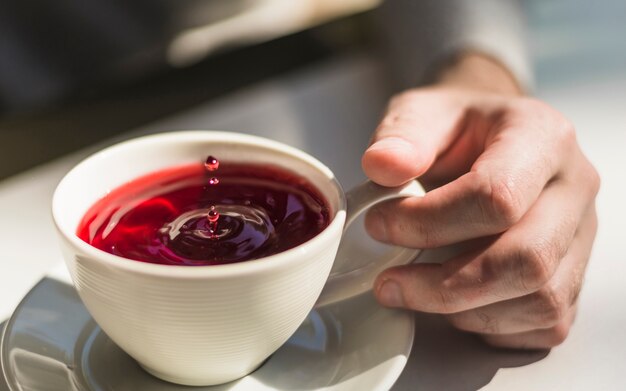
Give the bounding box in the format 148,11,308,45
0,0,624,180
1,3,625,389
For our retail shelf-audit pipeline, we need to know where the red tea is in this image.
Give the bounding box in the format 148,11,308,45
77,161,330,266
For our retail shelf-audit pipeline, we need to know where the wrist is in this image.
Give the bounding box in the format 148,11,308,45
434,52,524,96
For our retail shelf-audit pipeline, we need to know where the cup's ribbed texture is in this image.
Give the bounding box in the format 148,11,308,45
63,236,339,386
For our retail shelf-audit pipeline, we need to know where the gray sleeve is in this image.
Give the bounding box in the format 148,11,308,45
375,0,533,92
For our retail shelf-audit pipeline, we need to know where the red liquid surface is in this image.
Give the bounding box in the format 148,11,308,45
77,163,331,266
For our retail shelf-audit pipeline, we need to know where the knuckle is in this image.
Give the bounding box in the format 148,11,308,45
516,97,560,119
591,167,601,196
546,105,578,150
472,253,510,295
585,163,601,198
415,220,438,248
515,98,577,144
475,310,500,334
590,210,599,237
422,288,458,314
386,212,438,249
477,256,500,288
569,274,585,306
437,290,462,313
555,117,577,146
447,311,500,334
533,285,569,327
513,97,554,119
515,241,557,292
474,172,524,230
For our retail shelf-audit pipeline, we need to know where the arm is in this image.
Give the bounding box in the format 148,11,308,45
376,0,532,92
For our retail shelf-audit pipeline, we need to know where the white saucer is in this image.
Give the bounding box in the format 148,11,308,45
1,278,413,391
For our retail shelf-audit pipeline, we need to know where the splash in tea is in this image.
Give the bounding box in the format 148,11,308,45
77,158,330,266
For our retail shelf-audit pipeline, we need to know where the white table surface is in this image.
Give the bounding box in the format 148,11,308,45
1,54,625,390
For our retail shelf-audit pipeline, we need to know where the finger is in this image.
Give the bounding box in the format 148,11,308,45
362,90,467,186
365,100,576,248
445,205,597,334
480,305,578,349
374,178,590,313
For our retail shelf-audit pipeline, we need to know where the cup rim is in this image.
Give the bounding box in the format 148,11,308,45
52,131,347,279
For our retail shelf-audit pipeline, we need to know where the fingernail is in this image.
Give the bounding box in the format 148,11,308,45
366,137,413,153
377,279,405,307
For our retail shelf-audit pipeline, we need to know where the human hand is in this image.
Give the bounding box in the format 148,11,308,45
362,54,599,349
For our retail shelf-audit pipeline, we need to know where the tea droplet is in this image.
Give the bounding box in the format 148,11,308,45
204,156,219,171
207,207,219,222
209,177,219,185
207,206,220,236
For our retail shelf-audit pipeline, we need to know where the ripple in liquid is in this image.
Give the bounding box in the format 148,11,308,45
77,161,330,266
161,204,275,262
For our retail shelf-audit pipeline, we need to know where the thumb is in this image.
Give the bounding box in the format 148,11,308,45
362,90,463,186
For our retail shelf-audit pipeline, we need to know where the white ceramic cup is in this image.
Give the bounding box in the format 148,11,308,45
52,131,424,386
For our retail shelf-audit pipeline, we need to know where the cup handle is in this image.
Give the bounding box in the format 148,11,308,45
315,180,425,307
